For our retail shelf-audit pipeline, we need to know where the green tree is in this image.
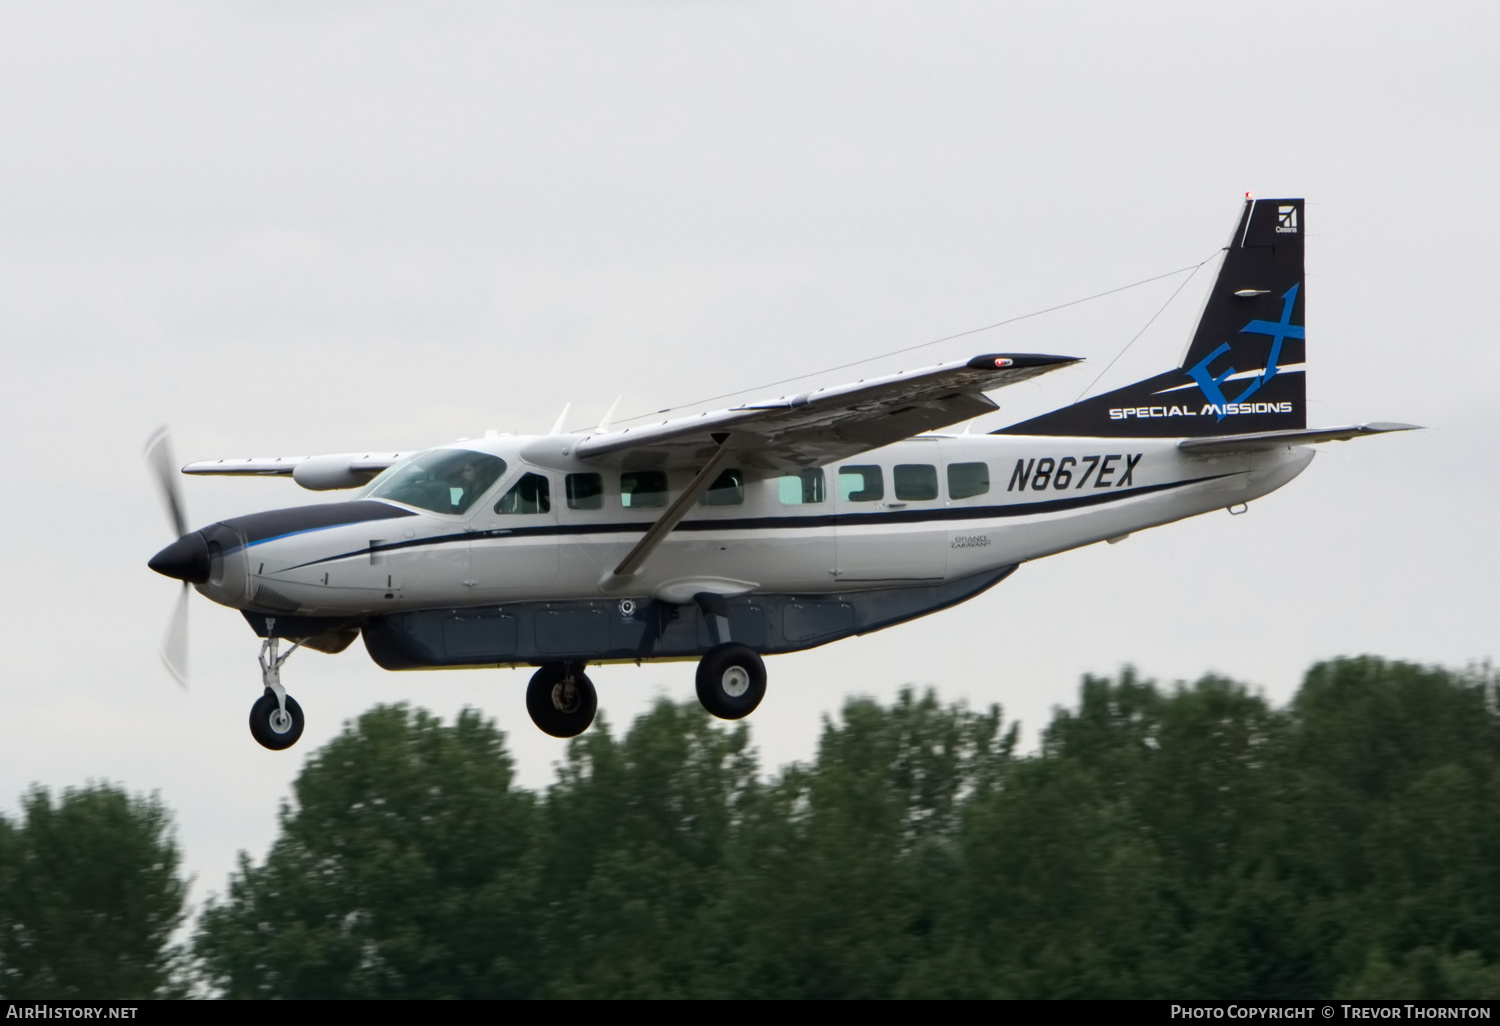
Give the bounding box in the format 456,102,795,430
0,784,186,999
1277,658,1500,996
195,705,537,998
186,657,1500,1000
534,701,758,998
956,669,1306,998
720,688,1015,999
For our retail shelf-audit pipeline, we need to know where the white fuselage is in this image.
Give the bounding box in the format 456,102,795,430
193,433,1314,620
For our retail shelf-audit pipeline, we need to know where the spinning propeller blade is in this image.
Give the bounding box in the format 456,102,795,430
145,426,191,687
144,426,188,539
162,584,189,688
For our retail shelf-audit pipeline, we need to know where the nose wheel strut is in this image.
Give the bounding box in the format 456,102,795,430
250,623,306,750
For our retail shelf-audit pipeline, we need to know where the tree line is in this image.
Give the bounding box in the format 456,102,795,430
2,655,1499,999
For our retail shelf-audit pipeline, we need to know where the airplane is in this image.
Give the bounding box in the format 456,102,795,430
147,197,1415,750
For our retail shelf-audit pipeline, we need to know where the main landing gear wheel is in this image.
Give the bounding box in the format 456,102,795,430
249,688,305,750
695,643,766,720
527,663,598,738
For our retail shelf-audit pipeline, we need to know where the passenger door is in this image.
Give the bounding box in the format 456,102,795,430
833,451,948,582
766,468,836,590
468,467,560,597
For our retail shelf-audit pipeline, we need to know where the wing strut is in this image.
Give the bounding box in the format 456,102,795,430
602,443,736,592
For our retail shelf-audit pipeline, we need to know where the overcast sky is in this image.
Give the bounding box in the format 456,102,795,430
1,1,1495,917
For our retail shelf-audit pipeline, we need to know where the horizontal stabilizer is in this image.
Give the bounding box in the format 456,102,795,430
1177,422,1420,455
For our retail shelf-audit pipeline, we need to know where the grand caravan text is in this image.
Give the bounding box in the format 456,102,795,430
1108,401,1294,420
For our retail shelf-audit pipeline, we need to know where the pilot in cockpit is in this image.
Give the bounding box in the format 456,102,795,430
364,448,507,515
450,460,482,512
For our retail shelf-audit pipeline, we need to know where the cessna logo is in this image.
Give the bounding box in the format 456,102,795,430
1276,205,1299,233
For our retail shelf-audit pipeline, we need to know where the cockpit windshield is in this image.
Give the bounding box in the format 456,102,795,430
361,449,508,515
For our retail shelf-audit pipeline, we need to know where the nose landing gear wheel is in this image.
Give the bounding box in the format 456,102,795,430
249,688,305,750
526,663,598,738
695,643,766,720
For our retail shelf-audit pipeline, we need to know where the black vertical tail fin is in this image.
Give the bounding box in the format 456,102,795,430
998,197,1306,438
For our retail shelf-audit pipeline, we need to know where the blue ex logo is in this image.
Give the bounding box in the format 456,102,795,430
1186,284,1303,420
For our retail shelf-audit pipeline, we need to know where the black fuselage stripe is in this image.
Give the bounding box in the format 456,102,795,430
274,473,1233,573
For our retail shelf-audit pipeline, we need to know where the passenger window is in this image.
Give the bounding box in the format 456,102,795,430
948,462,990,500
494,472,551,515
838,465,884,502
566,472,603,511
778,469,826,505
894,464,938,501
621,470,668,509
698,469,744,507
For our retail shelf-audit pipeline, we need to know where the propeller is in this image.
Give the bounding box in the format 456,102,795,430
144,426,190,687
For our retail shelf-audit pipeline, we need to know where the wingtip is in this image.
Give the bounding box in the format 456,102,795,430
967,353,1083,370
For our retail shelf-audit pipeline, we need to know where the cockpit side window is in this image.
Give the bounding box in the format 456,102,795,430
364,450,507,515
495,472,552,515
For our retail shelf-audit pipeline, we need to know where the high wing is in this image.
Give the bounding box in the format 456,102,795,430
572,353,1080,472
181,452,413,490
571,351,1079,589
175,353,1079,589
178,353,1078,487
1177,422,1420,455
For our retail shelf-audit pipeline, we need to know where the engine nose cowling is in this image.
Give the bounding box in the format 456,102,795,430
148,532,211,583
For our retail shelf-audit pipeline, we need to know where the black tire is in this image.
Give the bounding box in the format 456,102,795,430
526,663,598,738
249,688,305,751
695,643,766,720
